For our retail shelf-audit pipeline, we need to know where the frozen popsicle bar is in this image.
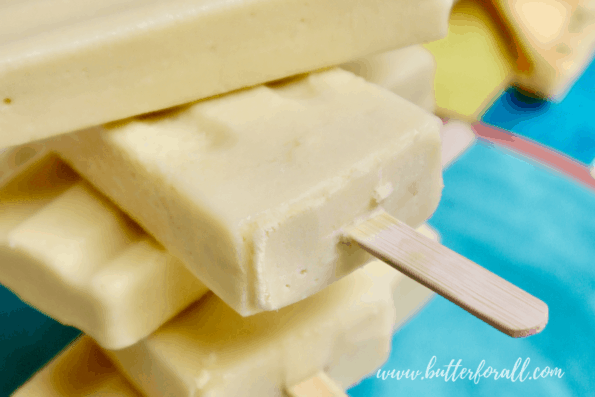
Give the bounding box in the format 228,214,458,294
341,45,437,112
424,0,516,120
0,154,208,349
52,68,443,316
105,261,423,397
12,260,433,397
493,0,595,98
12,336,142,397
0,0,455,149
0,143,442,349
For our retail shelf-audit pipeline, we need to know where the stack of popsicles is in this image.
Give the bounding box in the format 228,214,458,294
0,0,549,395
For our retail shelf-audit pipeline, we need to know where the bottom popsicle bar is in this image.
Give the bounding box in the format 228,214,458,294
12,258,435,397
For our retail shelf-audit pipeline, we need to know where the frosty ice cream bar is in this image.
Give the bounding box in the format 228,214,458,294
12,260,434,397
493,0,595,99
0,155,208,349
53,68,444,316
105,261,425,397
341,45,437,112
0,0,454,149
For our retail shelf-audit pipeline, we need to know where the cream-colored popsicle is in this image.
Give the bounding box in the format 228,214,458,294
52,68,443,316
341,45,437,112
493,0,595,99
106,261,427,397
0,155,208,349
0,0,454,149
12,336,141,397
12,259,434,397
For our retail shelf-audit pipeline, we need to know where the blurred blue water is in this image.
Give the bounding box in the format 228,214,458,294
349,142,595,397
482,60,595,165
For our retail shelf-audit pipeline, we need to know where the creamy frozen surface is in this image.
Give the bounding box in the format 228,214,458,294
0,0,454,149
106,261,424,397
0,155,208,349
341,45,437,112
53,68,443,316
12,261,434,397
12,336,142,397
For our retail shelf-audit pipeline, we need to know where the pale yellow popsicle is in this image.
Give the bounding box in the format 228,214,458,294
341,45,437,112
0,0,454,149
493,0,595,99
0,155,208,349
424,0,516,120
52,68,443,316
12,257,435,397
106,261,431,397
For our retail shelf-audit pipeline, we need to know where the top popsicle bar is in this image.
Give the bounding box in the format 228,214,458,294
0,0,453,149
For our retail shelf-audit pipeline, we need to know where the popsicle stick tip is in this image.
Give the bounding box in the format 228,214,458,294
286,372,347,397
509,301,549,338
346,211,549,338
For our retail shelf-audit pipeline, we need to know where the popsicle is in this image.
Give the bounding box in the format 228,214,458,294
51,68,444,316
423,0,516,120
0,152,436,352
11,259,433,397
104,261,422,397
52,68,548,336
11,336,142,397
341,45,437,112
0,154,208,349
492,0,595,99
0,0,455,149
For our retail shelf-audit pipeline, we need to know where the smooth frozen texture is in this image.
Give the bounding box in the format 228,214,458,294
0,155,208,349
106,261,430,397
12,336,141,397
9,225,436,396
493,0,595,98
424,0,516,120
0,0,454,149
53,68,443,316
341,45,437,112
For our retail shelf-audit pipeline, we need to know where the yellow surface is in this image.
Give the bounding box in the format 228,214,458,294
425,0,517,120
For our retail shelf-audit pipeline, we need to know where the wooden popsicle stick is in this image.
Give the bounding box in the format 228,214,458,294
286,372,348,397
346,211,548,338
